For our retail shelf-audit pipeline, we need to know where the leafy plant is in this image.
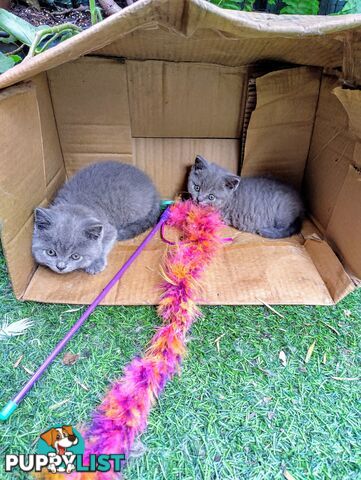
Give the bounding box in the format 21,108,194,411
0,8,44,46
208,0,360,13
89,0,103,25
0,8,81,73
0,51,21,73
339,0,361,12
281,0,319,14
243,0,256,11
209,0,243,10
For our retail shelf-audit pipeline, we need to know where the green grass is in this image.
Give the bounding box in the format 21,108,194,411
0,248,360,480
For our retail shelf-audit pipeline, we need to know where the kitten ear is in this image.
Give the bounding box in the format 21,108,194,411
224,175,240,191
34,208,52,230
84,223,103,240
194,155,209,171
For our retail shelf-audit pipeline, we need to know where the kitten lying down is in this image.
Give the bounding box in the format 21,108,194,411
32,161,160,275
188,156,304,239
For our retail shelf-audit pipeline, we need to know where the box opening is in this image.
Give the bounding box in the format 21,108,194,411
0,4,360,305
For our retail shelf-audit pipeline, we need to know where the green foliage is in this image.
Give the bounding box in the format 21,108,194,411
89,0,103,25
0,8,81,73
208,0,358,14
340,0,361,13
0,51,21,73
243,0,255,11
0,8,41,46
0,33,17,45
281,0,319,14
27,23,82,57
209,0,243,10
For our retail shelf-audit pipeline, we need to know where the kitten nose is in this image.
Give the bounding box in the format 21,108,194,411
56,262,66,271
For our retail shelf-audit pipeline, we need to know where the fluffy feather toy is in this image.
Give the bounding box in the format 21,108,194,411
36,200,226,479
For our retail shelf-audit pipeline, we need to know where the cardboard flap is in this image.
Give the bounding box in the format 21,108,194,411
307,86,361,279
305,238,354,303
0,84,44,244
304,76,353,230
242,67,321,189
326,166,361,279
1,0,361,89
0,84,44,297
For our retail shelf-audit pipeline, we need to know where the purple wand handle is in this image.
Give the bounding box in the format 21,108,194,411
0,207,170,421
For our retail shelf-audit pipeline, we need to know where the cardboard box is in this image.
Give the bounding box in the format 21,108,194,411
0,0,360,305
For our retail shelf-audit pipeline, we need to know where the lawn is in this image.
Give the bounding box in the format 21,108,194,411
0,247,360,480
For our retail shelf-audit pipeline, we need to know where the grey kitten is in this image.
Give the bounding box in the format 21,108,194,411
188,156,304,239
32,161,160,274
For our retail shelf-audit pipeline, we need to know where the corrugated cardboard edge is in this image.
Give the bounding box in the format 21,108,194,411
1,0,361,90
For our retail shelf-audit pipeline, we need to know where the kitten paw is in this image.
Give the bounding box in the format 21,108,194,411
84,259,107,275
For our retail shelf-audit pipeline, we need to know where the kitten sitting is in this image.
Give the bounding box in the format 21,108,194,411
188,156,304,239
32,161,160,274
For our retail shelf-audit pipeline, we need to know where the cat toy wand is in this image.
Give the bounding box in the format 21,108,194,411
0,205,172,422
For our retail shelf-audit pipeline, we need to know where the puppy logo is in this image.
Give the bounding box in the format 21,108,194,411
5,424,124,474
41,426,78,456
37,425,84,474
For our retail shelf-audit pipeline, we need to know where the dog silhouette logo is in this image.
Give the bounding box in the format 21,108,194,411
37,425,84,474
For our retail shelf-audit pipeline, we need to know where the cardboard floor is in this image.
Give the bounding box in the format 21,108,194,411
22,222,340,306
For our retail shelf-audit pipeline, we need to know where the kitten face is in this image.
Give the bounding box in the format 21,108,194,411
188,155,240,209
32,206,104,274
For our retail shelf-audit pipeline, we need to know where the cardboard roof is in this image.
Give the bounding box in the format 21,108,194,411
1,0,361,89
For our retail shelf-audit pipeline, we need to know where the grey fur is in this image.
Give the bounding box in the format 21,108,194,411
32,161,160,274
188,156,304,239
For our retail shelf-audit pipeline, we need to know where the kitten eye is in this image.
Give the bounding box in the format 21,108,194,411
194,185,200,192
208,194,215,201
70,253,81,261
46,249,56,257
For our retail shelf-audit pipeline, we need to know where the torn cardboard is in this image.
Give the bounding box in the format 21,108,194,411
242,67,321,189
304,75,353,229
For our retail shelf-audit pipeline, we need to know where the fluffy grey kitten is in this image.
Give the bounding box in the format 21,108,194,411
188,156,304,239
32,161,160,274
